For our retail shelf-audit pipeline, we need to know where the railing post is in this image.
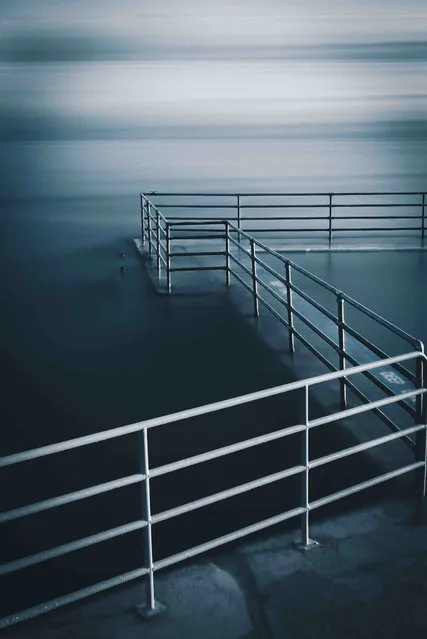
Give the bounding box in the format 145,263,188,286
166,223,172,294
250,239,259,316
237,194,241,244
337,293,347,410
156,211,161,272
328,193,333,244
299,386,318,549
225,222,230,287
140,195,145,246
422,193,425,241
415,355,427,499
135,428,165,618
147,202,152,255
285,262,295,353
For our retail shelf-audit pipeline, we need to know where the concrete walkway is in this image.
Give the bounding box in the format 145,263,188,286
3,496,427,639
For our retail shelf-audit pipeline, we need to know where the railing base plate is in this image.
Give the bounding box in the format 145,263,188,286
297,538,320,551
135,600,166,619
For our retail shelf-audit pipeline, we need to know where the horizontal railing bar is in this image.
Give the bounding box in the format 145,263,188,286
156,204,237,209
143,191,425,196
171,234,226,240
167,215,238,220
240,215,422,220
151,424,306,478
152,465,305,524
333,227,422,232
344,351,417,418
170,266,226,273
0,353,424,468
0,567,149,630
310,424,425,470
0,520,147,576
342,323,415,381
309,389,424,430
310,462,424,510
153,506,305,571
331,203,422,208
168,220,226,226
343,378,415,447
170,251,226,258
0,475,144,523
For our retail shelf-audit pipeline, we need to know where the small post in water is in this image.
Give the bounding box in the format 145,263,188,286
250,239,259,316
135,428,165,618
286,262,295,353
337,293,347,409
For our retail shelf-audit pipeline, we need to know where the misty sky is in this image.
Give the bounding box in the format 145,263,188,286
1,0,426,195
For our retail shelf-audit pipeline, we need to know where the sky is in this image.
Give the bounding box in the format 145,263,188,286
1,0,426,196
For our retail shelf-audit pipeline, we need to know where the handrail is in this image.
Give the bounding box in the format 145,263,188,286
1,350,426,629
1,192,426,629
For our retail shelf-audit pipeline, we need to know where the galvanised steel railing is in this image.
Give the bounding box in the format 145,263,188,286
2,193,425,629
1,352,426,629
144,191,427,244
140,194,423,445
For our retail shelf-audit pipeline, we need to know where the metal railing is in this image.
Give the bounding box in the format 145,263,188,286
144,191,427,244
140,194,423,441
1,351,426,629
2,192,426,629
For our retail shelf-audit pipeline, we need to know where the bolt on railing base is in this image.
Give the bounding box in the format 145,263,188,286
135,600,166,619
296,538,320,551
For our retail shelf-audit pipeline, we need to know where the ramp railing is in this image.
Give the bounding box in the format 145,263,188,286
140,194,423,444
1,351,426,628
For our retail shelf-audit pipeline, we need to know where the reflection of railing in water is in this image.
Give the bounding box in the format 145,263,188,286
145,191,427,243
1,352,426,629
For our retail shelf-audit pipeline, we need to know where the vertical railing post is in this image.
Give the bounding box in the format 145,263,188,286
156,211,161,272
147,202,152,255
422,193,425,241
250,239,259,316
285,262,295,353
328,193,333,244
136,428,164,618
299,386,318,549
237,194,241,244
140,195,145,246
337,293,347,410
166,223,172,294
225,222,230,287
415,354,427,499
